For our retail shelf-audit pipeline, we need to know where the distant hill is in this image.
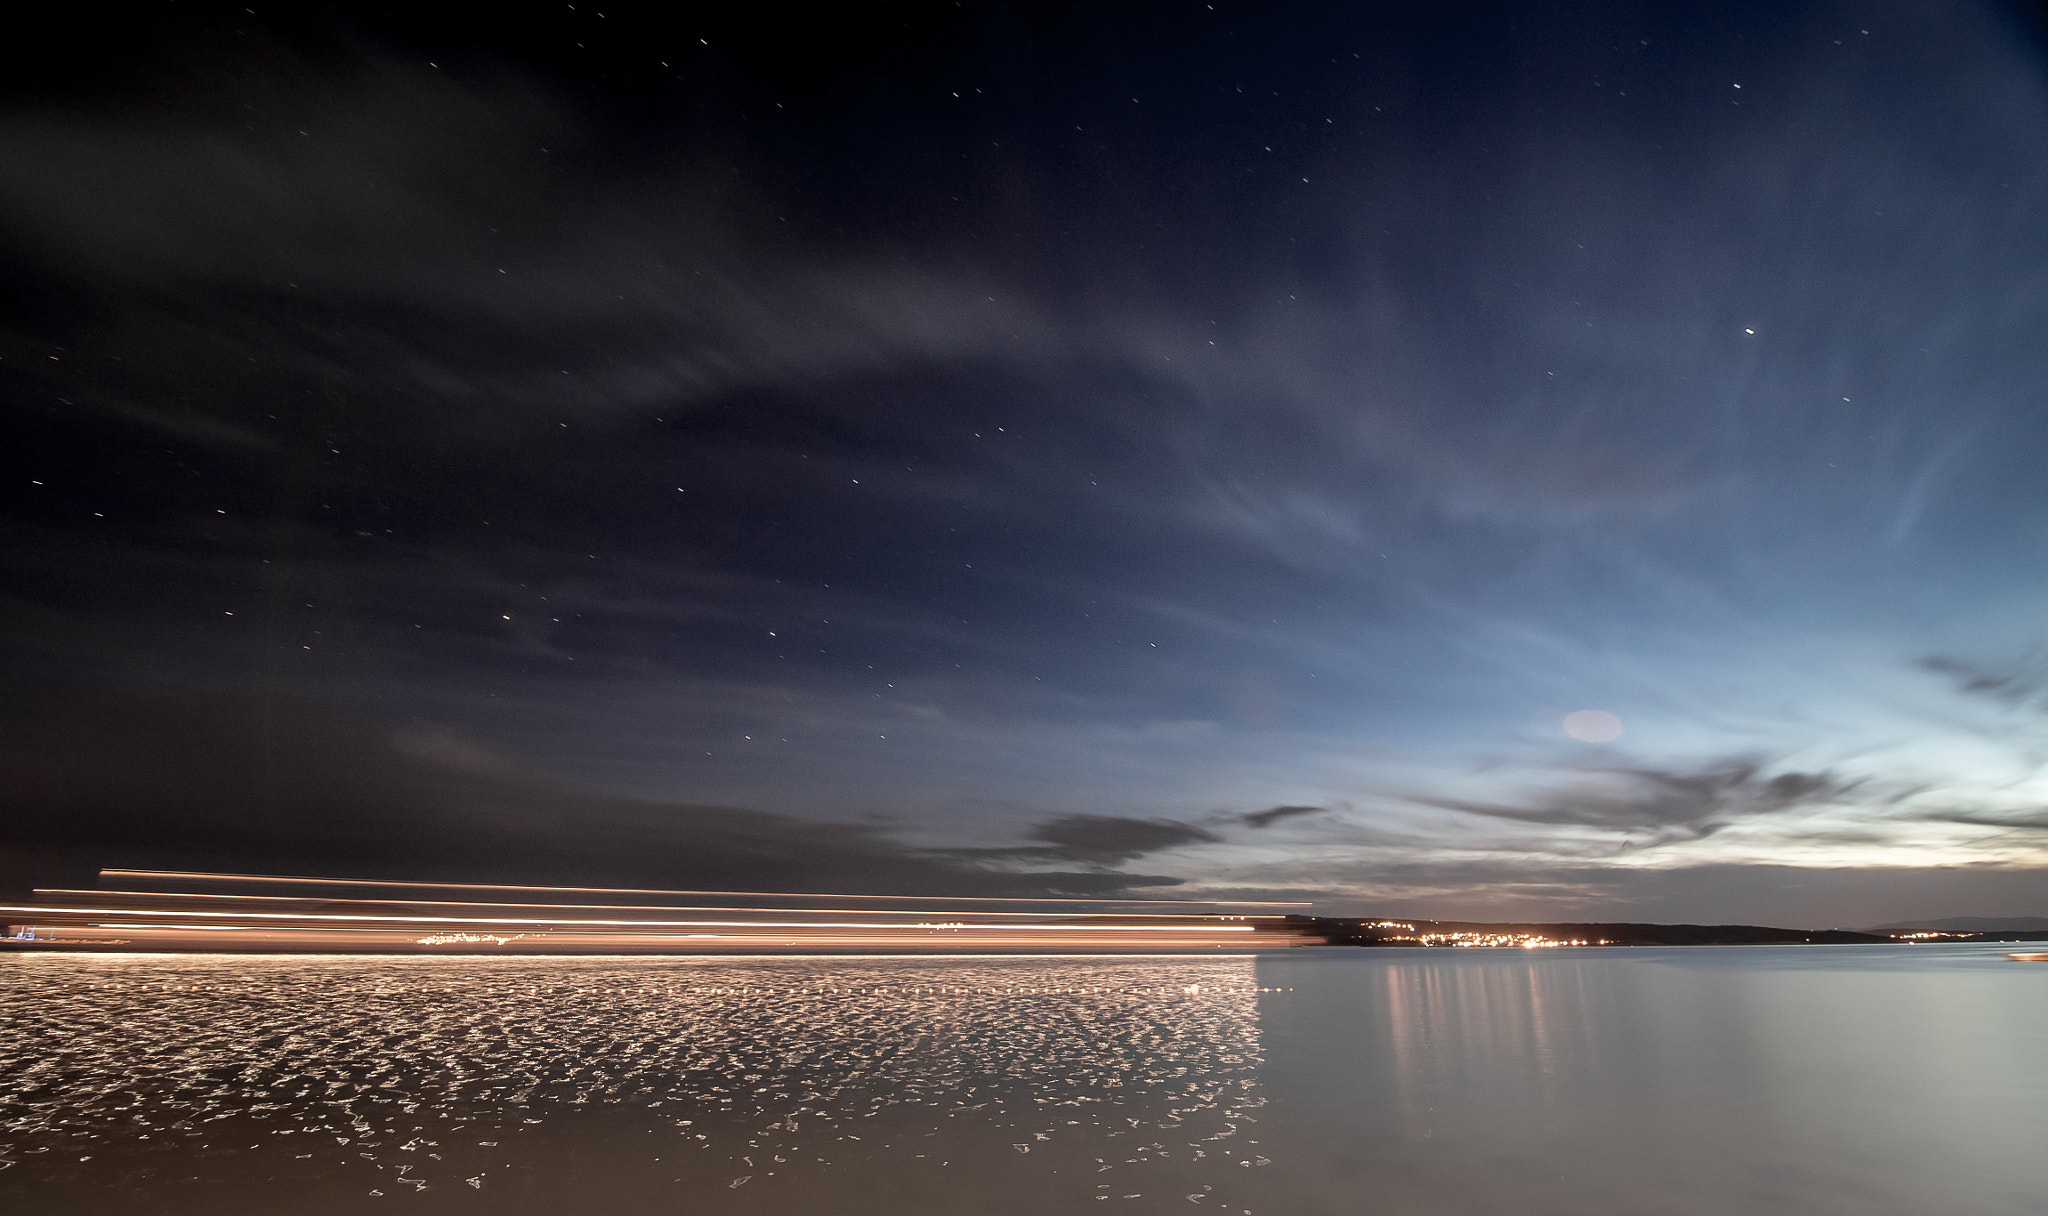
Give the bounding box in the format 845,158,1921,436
1866,916,2048,933
1303,916,2048,947
1309,918,1893,946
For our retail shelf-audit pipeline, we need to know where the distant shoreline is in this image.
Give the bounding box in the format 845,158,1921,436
1303,916,2048,948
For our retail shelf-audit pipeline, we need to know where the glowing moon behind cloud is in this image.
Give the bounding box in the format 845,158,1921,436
1562,709,1624,742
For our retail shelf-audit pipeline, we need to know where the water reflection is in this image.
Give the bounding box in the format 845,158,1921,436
7,946,2045,1215
0,954,1271,1215
1255,946,2048,1216
1378,950,1601,1118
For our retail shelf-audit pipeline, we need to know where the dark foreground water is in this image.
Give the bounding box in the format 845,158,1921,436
2,946,2042,1215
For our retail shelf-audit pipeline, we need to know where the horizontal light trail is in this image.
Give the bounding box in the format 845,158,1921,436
75,927,1255,945
74,923,370,933
1,905,1258,932
42,889,1278,921
6,873,1317,953
99,869,1312,907
75,924,1248,939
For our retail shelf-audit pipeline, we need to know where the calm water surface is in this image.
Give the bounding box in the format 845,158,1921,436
1,946,2041,1214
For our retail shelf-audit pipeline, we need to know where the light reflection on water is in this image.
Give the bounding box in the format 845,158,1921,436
0,954,1270,1214
1254,945,2048,1216
4,946,2045,1214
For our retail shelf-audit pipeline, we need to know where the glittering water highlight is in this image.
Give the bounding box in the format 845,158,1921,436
0,954,1273,1215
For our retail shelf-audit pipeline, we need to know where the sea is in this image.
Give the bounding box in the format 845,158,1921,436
2,944,2042,1215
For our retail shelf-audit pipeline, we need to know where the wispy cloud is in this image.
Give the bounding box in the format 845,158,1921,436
1919,653,2048,713
1409,759,1857,844
1239,805,1329,829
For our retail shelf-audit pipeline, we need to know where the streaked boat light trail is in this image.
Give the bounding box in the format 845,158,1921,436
2,870,1323,953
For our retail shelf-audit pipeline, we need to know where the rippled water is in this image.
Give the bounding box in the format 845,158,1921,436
0,954,1271,1215
3,945,2044,1214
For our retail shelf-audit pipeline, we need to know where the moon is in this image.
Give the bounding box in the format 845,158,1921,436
1562,709,1624,743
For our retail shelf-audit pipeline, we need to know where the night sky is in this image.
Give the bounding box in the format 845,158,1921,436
6,1,2048,925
